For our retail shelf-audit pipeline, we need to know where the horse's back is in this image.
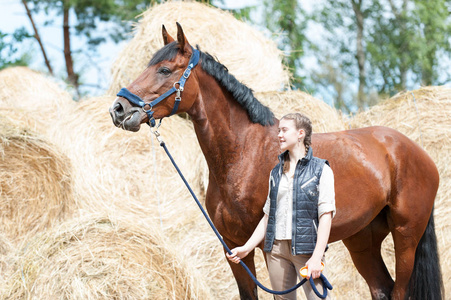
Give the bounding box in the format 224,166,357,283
311,126,439,242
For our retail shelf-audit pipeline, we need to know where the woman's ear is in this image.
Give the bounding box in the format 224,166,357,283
298,128,305,140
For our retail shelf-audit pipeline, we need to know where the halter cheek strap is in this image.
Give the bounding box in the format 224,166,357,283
117,48,200,127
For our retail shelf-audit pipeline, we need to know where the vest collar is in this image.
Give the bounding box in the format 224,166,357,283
278,147,313,164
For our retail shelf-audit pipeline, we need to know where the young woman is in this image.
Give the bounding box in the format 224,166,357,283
227,113,335,300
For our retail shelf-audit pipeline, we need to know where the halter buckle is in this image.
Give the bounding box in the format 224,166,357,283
183,67,192,79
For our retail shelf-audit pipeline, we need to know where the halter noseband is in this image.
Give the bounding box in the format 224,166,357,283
116,48,200,127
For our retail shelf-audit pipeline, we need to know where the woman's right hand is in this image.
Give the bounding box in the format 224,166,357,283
226,246,250,264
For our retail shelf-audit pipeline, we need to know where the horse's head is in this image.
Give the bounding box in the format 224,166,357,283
109,23,199,131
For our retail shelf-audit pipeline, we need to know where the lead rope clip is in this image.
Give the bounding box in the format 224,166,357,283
150,120,164,145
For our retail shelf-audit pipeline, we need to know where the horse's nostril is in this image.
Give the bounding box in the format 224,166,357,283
114,102,124,116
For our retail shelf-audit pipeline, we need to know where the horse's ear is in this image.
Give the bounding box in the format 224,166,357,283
162,25,175,45
176,22,192,54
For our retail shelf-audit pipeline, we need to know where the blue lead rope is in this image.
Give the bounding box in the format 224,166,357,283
153,130,333,297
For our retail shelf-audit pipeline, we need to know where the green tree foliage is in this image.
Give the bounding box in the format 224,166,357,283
27,0,154,47
24,0,157,97
312,0,450,110
312,0,377,110
0,28,33,70
366,0,451,95
261,0,308,88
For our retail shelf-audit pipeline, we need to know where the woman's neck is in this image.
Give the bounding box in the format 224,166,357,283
288,144,307,164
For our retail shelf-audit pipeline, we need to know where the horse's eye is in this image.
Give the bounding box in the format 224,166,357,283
157,67,172,76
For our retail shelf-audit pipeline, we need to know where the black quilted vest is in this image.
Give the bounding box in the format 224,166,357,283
263,147,329,255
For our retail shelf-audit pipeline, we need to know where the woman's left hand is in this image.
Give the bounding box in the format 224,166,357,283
305,257,323,279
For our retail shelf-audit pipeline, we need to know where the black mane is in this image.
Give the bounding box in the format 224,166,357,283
148,43,275,126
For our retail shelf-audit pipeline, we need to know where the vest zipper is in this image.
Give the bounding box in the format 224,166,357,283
301,175,317,189
291,160,304,255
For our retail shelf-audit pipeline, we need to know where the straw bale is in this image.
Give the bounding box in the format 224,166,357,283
326,85,450,299
0,116,74,242
1,215,212,299
0,67,74,133
256,90,346,133
108,1,290,95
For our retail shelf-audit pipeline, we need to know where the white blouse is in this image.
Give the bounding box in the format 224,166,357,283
263,164,336,240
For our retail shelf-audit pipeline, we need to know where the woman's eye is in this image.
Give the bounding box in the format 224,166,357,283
158,67,172,76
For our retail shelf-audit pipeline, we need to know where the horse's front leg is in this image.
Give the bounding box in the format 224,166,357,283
223,237,258,300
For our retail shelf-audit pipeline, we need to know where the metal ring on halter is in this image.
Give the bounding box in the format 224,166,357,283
143,103,153,112
173,81,183,91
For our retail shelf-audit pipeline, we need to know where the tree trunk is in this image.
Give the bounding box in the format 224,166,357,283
352,0,366,109
63,3,79,98
22,0,53,75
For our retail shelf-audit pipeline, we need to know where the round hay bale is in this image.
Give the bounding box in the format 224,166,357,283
1,215,212,299
108,1,290,95
334,85,451,298
0,115,74,242
0,67,74,133
256,90,347,133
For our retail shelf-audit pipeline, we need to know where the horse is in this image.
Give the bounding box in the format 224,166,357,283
109,23,443,300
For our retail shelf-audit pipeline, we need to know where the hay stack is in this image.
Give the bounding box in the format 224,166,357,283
327,86,450,298
256,90,346,133
108,1,290,95
0,116,73,242
1,215,212,299
0,67,74,133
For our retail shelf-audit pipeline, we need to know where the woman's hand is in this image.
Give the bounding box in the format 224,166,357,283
226,246,250,264
226,214,268,264
305,257,323,279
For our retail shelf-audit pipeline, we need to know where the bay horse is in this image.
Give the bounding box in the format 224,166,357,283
109,23,443,300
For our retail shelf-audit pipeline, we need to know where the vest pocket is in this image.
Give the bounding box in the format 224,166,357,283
301,176,319,202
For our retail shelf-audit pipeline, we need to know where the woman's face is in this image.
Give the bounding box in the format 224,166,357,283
278,119,303,152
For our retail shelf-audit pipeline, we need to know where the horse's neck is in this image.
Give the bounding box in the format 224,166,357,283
188,73,273,179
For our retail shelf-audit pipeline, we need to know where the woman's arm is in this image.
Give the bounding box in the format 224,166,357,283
305,211,332,279
226,213,269,264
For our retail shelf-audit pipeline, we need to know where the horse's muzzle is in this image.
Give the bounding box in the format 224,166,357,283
109,99,142,132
